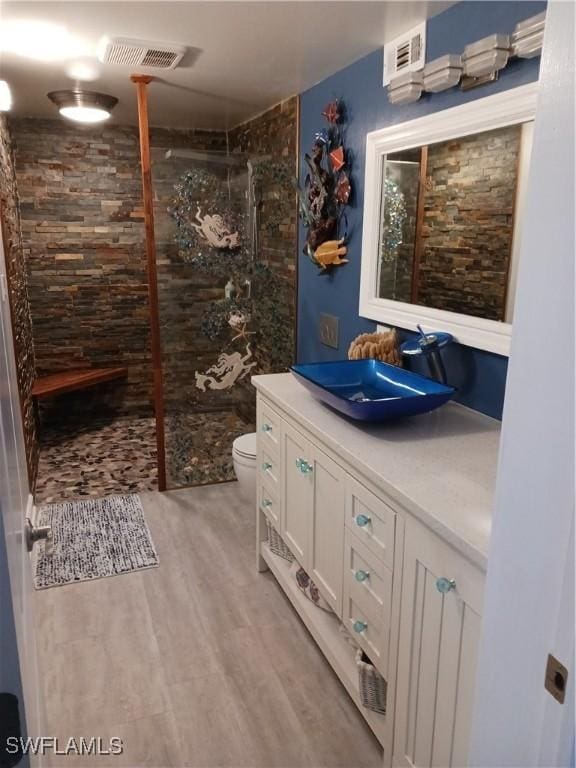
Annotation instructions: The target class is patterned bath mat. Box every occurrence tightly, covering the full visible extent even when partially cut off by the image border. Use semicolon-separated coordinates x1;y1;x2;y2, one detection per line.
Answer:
33;494;159;589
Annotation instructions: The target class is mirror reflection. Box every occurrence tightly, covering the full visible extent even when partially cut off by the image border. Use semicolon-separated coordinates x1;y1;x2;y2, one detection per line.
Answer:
377;123;533;323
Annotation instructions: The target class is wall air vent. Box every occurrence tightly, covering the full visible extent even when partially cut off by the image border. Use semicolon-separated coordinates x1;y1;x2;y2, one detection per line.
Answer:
97;36;186;70
383;22;426;86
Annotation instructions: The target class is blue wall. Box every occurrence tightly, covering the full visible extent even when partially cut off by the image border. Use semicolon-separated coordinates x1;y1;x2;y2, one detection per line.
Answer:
297;1;545;419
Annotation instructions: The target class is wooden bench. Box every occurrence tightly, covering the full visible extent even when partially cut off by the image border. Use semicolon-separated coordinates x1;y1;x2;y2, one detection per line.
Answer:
32;368;128;399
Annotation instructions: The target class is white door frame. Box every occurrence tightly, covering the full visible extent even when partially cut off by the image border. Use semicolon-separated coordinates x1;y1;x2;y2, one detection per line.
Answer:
0;222;43;750
470;2;575;764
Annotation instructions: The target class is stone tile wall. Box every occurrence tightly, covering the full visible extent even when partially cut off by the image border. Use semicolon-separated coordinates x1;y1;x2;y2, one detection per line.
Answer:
11;119;227;423
0;115;38;483
419;125;520;321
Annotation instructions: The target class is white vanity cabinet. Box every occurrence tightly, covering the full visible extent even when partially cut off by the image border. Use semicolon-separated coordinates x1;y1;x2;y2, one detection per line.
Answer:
281;420;346;615
253;374;499;768
393;516;484;768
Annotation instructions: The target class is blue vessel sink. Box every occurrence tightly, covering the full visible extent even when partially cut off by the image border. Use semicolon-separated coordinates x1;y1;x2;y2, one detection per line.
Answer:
290;359;456;423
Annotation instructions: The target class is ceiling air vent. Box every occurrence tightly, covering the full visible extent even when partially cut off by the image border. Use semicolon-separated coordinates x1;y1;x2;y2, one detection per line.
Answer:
383;22;426;85
98;36;186;70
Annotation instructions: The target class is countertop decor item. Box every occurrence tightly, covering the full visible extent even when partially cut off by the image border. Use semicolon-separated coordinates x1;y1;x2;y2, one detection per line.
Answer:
297;98;352;273
290;359;455;422
348;328;401;366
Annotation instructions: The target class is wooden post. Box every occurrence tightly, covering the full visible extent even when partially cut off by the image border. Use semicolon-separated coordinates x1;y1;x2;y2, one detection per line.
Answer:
131;74;167;491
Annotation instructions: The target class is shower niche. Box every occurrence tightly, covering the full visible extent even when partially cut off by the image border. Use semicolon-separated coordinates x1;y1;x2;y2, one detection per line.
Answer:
153;147;295;488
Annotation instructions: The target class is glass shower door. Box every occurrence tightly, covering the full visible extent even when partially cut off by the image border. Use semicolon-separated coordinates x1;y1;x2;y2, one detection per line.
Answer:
152;148;255;488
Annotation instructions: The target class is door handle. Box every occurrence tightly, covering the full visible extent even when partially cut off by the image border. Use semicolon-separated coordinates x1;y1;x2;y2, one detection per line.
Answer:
25;518;53;555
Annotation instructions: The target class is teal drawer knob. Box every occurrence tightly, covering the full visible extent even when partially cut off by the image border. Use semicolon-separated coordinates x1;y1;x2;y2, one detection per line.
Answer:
353;620;368;634
355;569;370;582
262;462;272;471
356;514;371;527
296;458;313;474
261;423;272;433
262;499;272;509
436;577;456;594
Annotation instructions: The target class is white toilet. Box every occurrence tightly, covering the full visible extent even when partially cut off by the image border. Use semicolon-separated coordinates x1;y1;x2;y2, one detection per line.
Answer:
232;432;257;504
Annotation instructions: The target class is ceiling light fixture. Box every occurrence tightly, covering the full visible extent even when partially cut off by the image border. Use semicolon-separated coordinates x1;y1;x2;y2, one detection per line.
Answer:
47;89;118;123
0;81;12;111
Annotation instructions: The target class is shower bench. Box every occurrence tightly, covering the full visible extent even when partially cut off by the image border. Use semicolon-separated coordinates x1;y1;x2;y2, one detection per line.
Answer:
32;367;128;399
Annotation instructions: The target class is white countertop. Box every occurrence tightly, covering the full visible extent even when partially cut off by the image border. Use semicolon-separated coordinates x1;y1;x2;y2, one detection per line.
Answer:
253;372;501;570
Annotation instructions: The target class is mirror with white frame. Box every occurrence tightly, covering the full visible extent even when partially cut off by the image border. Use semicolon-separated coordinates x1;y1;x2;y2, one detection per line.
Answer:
359;84;538;355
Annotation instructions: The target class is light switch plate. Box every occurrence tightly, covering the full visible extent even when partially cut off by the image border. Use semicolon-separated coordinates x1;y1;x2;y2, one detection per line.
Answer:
545;654;568;704
319;313;339;349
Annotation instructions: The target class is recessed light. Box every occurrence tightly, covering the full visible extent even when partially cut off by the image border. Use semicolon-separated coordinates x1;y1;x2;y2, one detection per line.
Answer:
47;90;118;123
0;81;12;112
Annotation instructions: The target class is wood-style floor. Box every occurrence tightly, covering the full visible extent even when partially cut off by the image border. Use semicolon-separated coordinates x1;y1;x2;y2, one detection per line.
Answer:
35;483;382;768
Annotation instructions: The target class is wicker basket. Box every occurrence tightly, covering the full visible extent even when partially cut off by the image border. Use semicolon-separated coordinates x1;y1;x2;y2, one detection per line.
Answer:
265;519;295;563
356;649;387;715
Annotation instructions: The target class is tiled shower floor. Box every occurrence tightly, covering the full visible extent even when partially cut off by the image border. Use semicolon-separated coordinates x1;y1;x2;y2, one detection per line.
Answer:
34;409;255;504
34;416;159;505
165;409;255;488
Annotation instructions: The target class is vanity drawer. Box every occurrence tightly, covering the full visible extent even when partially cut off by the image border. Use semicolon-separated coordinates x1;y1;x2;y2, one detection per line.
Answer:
345;478;396;568
345;593;389;677
257;400;282;455
257;478;280;529
259;444;280;488
344;529;393;630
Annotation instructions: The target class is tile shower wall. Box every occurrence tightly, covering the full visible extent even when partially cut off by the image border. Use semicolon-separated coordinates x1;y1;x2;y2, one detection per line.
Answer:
11;119;226;422
0;115;38;482
419;126;520;320
297;1;545;420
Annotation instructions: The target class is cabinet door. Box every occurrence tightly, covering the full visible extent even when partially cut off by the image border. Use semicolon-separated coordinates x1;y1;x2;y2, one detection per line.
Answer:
394;517;484;768
308;444;345;616
281;421;312;565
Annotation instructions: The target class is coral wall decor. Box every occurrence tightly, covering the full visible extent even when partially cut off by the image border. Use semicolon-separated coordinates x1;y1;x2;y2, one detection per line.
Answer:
298;99;352;273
